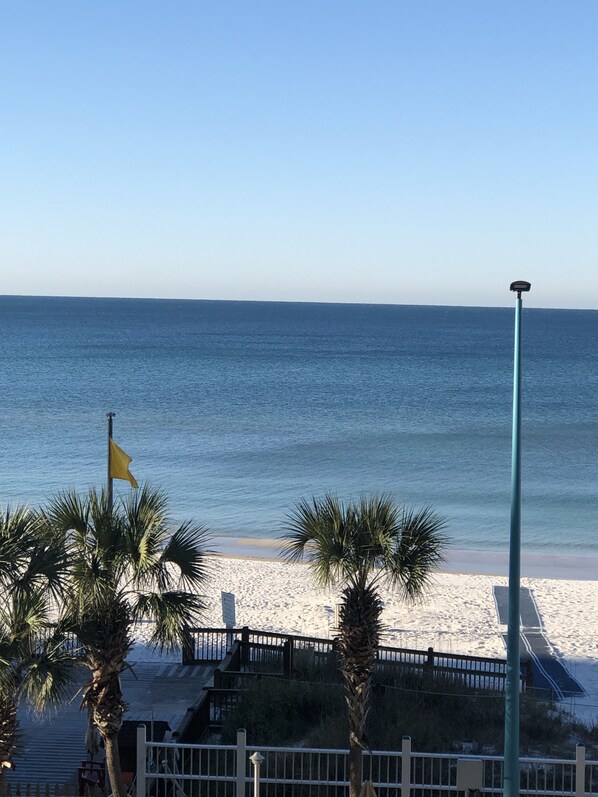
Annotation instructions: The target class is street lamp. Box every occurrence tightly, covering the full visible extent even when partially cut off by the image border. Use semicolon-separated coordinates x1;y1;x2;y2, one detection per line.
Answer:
503;280;531;797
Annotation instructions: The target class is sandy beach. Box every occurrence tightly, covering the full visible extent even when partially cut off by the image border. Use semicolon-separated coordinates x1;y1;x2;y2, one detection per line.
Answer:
131;544;598;726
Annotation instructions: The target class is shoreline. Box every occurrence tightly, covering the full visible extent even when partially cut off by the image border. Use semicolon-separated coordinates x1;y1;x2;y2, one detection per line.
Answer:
213;536;598;581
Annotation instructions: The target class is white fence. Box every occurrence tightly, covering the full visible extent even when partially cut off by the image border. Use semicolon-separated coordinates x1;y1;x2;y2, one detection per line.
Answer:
136;726;598;797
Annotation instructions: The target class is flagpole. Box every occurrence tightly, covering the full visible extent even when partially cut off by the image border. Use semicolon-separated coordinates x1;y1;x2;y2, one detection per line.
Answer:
107;411;115;513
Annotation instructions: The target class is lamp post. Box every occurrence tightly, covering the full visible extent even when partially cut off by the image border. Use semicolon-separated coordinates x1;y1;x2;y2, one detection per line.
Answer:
503;280;531;797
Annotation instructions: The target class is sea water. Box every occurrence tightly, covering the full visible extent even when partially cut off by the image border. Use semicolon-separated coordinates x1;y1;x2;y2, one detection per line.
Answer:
1;295;597;558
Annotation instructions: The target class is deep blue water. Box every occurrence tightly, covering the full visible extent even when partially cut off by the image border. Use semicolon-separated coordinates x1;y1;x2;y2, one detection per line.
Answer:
1;295;597;554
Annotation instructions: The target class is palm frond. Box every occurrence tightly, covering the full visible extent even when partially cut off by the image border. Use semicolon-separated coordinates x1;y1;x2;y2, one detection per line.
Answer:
0;544;78;722
118;487;170;582
124;485;169;525
0;506;38;586
0;663;18;703
19;644;78;713
87;490;125;567
45;491;90;539
2;589;48;646
67;547;117;616
122;486;169;557
160;521;212;590
281;495;355;587
282;494;447;594
385;505;448;598
13;537;70;604
133;591;206;652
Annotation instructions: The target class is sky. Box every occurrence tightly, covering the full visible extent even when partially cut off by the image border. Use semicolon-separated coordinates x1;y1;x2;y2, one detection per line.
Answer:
2;2;598;309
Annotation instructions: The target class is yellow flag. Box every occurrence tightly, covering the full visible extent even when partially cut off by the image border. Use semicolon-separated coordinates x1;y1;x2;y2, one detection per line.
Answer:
109;438;139;488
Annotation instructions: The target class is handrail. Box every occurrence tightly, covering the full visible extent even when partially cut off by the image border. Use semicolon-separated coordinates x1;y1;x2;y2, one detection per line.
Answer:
184;625;526;684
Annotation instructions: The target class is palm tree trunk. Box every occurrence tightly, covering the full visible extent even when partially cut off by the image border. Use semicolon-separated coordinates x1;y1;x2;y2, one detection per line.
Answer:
93;684;127;797
105;733;128;797
348;737;363;797
88;658;128;797
337;582;383;797
84;606;131;797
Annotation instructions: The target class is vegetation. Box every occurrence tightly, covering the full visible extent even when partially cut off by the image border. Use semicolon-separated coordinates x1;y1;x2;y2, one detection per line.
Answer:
281;495;447;797
221;664;598;758
0;507;75;782
41;487;211;797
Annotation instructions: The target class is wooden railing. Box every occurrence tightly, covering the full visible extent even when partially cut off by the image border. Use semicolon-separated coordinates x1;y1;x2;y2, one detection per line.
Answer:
176;637;244;742
183;626;533;691
166;625;534;743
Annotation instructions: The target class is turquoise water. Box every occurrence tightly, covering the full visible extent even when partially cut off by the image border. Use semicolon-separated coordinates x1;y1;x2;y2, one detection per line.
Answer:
1;296;597;555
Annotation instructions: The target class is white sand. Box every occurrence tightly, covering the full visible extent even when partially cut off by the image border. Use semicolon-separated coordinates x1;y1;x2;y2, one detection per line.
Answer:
131;553;598;727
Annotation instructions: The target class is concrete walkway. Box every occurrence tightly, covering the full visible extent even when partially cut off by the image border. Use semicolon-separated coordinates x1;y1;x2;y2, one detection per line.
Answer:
7;661;215;789
493;585;584;699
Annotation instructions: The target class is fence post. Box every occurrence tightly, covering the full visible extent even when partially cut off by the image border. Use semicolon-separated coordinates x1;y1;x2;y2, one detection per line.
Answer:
236;728;247;797
401;735;411;797
524;659;533;690
283;637;294;675
241;626;250;667
426;647;434;668
136;724;147;797
181;625;195;665
576;743;586;797
250;752;265;797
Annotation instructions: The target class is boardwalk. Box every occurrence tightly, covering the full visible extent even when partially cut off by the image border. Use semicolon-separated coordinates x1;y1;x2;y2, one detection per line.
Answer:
7;661;215;789
493;585;585;699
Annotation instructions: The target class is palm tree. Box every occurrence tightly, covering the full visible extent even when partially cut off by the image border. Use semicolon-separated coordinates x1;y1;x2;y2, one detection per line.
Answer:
42;486;212;797
281;494;447;797
0;507;74;781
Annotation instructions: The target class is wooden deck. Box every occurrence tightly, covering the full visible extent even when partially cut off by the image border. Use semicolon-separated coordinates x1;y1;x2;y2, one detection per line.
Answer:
7;661;215;789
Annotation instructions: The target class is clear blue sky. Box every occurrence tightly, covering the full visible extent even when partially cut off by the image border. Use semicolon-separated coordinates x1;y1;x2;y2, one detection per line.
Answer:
2;1;597;308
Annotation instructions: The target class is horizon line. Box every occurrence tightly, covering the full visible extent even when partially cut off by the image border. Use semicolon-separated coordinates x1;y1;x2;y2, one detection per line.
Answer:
1;292;595;312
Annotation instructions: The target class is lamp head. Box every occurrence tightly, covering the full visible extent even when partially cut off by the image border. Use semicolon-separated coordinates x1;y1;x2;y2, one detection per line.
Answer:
510;280;531;297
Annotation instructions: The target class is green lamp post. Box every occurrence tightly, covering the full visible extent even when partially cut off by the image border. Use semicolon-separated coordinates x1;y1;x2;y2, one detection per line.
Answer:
503;280;531;797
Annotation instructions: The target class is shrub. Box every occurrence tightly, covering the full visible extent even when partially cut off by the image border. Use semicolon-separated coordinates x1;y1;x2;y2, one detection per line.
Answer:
219;664;596;757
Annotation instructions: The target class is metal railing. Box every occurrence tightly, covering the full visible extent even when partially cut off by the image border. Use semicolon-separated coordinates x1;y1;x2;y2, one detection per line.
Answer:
136;727;598;797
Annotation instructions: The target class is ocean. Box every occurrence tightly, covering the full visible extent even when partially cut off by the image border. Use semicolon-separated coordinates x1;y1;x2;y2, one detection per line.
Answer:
1;295;597;558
